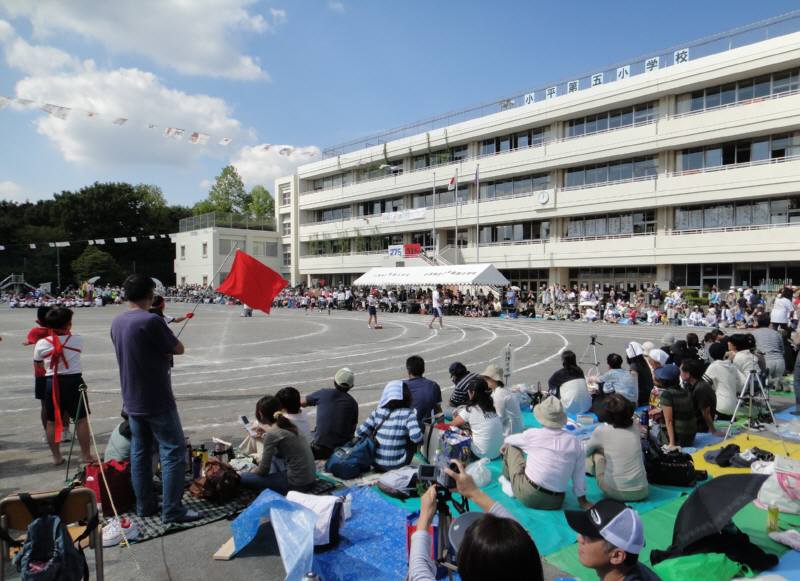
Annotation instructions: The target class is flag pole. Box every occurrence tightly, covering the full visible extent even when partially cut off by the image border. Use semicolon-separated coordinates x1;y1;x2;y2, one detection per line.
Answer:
175;245;237;339
454;168;459;265
475;163;480;264
432;171;437;257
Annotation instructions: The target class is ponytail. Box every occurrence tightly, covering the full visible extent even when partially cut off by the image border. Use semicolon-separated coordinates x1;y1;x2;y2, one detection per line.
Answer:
255;395;298;435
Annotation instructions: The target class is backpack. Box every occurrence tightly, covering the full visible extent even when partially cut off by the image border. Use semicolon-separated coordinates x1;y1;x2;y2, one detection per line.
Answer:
81;460;135;516
189;457;241;503
325;412;390;479
0;488;98;581
642;436;701;487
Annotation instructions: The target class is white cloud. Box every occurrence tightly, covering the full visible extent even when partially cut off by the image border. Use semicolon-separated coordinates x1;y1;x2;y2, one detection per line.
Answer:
2;0;285;80
14;63;251;166
0;18;80;75
328;1;345;13
199;179;212;190
0;180;47;202
229;144;321;191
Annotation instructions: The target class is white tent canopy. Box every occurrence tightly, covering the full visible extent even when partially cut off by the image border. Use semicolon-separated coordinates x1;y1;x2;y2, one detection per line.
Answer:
353;264;510;287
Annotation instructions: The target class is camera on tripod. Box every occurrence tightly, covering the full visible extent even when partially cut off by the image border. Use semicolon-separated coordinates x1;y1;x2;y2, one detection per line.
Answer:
418;461;457;489
589;334;602;346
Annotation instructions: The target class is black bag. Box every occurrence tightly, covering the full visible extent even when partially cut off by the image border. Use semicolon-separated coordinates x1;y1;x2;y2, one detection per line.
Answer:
642;437;700;487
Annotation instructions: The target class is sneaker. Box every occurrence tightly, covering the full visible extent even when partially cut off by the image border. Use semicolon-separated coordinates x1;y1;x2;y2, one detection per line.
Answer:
164;509;203;524
102;517;139;547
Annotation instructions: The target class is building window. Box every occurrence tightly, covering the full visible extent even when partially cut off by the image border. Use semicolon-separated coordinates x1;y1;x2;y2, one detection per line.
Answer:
357;196;405;217
282;217;291;236
201;242;207;258
218;239;244;255
565;156;657;188
478;220;549;243
180;276;186;286
180;245;186;259
411;231;435;248
251;240;265;256
675;68;800;114
479;173;549;200
315;205;352;222
202;275;208;286
480;127;548;156
565;211;655;238
283;251;291;266
413;185;468;208
676;132;800;172
280;184;291;206
674;196;800;230
566;101;657;138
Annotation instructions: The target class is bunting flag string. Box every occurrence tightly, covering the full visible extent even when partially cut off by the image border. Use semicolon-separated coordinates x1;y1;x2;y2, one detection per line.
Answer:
0;93;238;148
0;233;174;252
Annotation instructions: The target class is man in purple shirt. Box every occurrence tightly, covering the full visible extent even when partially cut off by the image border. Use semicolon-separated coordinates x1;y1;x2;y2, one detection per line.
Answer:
111;274;200;523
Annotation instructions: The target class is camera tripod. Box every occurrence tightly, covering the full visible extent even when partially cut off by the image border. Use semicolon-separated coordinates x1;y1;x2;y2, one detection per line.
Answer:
580;335;602;378
433;485;469;580
724;361;789;456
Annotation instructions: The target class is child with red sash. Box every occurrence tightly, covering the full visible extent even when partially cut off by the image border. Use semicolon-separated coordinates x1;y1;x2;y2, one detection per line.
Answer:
33;307;95;465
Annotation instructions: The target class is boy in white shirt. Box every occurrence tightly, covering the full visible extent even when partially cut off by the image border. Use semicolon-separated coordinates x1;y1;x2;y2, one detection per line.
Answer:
33;307;95;465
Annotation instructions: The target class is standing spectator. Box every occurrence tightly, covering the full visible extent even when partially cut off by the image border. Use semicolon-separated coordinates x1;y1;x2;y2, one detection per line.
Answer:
447;361;477;409
771;287;795;330
33;307;93;465
405;355;442;425
367;290;379;329
703;342;741;420
752;316;785;389
481;363;523;436
110;274;199;523
626;342;654;406
301;368;359;459
501;396;590;510
356;381;422;471
584;395;649;502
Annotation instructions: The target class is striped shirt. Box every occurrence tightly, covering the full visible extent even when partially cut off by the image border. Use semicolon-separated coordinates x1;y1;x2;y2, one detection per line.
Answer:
356;407;423;470
449;372;478;407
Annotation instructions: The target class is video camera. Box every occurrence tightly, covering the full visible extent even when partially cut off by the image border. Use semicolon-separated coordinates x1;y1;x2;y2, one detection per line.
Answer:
589;334;602;346
417;461;459;489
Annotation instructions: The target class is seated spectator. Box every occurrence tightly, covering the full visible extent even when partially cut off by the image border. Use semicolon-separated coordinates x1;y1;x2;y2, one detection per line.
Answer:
448;361;477;409
241;395;316;494
651;364;696;449
597;353;637;405
728;333;759;377
566;499;659;580
356;380;422;472
548;350;585;398
626;342;654;407
301;368;358;460
585;395;648;502
680;359;719;436
408;460;544;581
451;377;504;459
405;355;443;425
276;386;312;442
501;396;590;510
104;411;132;463
703;342;741;420
481;363;523;436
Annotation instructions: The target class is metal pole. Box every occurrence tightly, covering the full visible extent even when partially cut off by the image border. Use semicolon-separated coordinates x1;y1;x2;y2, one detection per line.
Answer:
175;245;237;339
475;164;480;264
56;245;61;291
454;168;459;265
432;171;437;256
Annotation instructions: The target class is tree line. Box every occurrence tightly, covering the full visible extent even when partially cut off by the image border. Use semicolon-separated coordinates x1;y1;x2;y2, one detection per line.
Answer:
0;166;273;290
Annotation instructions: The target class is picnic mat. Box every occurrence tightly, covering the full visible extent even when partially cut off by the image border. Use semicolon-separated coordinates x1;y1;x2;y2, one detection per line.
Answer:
545;495;800;581
116;479;336;544
691;433;800;477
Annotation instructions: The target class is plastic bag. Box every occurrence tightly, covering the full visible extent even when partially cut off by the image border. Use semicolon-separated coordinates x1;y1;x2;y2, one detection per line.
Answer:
465;458;491;488
756;456;800;514
652;552;744;581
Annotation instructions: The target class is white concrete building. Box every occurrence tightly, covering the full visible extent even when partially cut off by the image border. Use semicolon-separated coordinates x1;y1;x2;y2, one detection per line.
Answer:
276;14;800;293
173;213;281;287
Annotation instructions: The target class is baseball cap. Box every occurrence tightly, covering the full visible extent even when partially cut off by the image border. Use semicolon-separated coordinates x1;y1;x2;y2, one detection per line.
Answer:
654;363;680;383
448;362;467;377
448;512;484;552
565;499;645;555
334;367;354;389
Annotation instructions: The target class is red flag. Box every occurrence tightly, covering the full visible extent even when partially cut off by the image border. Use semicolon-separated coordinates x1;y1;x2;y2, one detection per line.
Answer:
217;250;288;314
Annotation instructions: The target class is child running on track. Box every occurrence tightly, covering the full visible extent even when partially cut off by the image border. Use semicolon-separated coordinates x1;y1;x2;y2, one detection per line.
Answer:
428;284;444;329
367;289;379;329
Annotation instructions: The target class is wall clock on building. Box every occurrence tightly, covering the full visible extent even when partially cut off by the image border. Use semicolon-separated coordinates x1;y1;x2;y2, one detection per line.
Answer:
537;190;549;205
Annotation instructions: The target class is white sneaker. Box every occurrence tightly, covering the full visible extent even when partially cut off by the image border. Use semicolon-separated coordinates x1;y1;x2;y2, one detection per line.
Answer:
498;475;515;498
102;517;140;547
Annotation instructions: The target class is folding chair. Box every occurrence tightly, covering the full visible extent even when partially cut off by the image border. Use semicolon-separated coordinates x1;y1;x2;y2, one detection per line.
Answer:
0;487;104;580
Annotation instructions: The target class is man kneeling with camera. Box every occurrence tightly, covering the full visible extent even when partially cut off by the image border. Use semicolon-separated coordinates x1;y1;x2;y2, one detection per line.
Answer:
407;459;544;581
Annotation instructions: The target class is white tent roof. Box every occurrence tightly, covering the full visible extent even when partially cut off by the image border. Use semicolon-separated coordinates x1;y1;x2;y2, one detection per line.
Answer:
353;264;510;287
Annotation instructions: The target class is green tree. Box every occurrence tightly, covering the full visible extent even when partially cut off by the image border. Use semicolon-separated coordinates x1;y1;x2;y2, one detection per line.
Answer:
71;246;124;284
134;184;167;208
247;185;274;219
194;165;250;215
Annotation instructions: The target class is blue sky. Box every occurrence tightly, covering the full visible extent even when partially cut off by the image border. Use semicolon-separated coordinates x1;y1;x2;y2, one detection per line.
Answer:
1;0;799;206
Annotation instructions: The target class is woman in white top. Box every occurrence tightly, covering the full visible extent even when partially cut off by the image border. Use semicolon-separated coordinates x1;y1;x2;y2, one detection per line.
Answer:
585;394;648;502
451;377;504;459
771;287;795;330
481;364;523;436
728;334;759;377
703;342;742;419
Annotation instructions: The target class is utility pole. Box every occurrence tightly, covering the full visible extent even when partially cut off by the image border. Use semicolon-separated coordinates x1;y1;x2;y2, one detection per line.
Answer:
56;245;61;292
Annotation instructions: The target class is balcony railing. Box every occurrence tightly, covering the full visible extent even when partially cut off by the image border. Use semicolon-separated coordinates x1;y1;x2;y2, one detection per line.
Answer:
665;221;800;235
560;231;655;242
178;212;275;232
667;153;800;177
